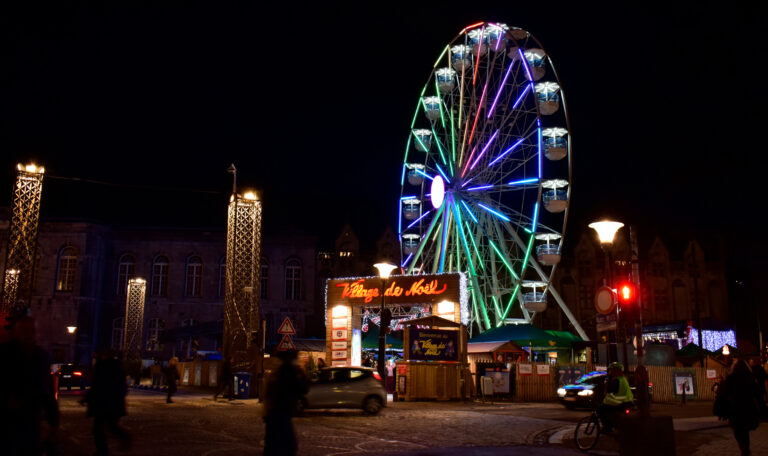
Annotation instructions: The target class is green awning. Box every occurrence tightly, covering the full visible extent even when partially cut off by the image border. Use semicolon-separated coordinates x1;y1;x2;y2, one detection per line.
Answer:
469;324;574;349
361;326;403;349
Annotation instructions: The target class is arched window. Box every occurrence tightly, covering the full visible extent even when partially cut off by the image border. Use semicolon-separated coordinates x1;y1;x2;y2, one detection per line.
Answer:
285;259;301;300
56;246;78;292
151;255;169;297
111;317;124;350
261;258;269;300
218;257;226;298
146;318;165;351
116;254;135;296
185;255;203;297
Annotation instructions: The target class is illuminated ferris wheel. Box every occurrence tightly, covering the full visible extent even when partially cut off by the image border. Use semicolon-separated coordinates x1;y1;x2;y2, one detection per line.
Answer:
398;22;586;338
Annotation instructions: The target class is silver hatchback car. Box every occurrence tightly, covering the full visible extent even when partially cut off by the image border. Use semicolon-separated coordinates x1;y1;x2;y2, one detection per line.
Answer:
299;367;387;415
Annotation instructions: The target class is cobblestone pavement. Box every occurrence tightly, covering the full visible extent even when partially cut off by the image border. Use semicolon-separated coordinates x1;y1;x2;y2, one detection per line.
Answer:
53;389;767;455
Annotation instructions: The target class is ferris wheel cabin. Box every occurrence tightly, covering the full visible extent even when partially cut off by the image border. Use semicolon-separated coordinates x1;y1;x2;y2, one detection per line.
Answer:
450;45;473;71
522;281;548;313
412;129;432;152
402;198;421;221
406;163;426;186
535;82;561;116
524;49;547;81
542;179;569;213
535;233;562;266
542;127;568;161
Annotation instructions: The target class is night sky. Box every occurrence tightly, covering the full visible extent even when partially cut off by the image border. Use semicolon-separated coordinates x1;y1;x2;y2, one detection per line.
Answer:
2;2;767;251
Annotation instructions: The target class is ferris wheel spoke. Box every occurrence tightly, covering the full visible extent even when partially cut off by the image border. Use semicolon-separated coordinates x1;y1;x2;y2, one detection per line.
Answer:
405;204;445;274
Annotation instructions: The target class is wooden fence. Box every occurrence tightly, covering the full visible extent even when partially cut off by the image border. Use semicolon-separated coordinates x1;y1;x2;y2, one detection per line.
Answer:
478;363;726;403
644;365;725;403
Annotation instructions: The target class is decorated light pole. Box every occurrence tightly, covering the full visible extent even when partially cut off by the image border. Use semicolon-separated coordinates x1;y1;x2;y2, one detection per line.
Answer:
2;163;45;312
223;171;262;369
373;262;397;386
123;278;147;380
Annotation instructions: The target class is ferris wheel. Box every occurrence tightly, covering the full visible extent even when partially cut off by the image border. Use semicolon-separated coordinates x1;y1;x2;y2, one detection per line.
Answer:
398;22;587;338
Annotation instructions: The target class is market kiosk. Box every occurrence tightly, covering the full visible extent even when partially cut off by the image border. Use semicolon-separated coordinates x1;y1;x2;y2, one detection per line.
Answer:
324;272;470;401
397;315;471;401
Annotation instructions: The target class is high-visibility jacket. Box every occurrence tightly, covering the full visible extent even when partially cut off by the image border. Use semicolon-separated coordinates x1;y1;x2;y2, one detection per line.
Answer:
603;375;634;406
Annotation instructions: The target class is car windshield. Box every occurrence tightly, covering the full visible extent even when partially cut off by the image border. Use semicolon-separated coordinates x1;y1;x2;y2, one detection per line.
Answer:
575;371;605;385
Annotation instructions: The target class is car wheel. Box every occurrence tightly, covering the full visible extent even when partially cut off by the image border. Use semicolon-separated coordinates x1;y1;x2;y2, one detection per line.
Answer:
363;396;383;415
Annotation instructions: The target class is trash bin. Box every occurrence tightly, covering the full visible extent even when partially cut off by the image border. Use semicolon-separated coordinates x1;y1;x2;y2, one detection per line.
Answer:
234;372;252;399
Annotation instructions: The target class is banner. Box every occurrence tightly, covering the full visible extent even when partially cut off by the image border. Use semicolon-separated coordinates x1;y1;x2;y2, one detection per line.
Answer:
408;329;458;361
327;273;461;306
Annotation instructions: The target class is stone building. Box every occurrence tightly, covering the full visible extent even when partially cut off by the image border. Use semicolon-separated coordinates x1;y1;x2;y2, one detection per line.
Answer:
0;216;318;364
538;229;730;341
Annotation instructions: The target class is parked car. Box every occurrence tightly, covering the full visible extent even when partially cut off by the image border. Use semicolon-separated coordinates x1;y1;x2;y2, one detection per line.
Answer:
55;364;88;390
298;367;386;415
557;371;653;409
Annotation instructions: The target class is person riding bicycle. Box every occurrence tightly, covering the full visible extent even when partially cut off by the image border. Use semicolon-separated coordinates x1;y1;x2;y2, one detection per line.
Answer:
598;362;634;432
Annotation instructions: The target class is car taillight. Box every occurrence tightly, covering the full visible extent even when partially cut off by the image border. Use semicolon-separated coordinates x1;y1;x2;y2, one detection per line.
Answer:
625;408;631;414
648;382;653;387
372;372;382;381
74;371;82;376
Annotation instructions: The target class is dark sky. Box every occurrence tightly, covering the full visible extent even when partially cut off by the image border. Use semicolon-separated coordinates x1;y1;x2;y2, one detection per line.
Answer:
2;2;766;249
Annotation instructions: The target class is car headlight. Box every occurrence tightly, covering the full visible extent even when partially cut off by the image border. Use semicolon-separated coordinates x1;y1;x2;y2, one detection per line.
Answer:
577;389;594;396
557;388;566;397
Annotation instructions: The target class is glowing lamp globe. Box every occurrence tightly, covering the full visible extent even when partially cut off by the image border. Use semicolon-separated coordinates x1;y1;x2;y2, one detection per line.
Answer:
430;175;445;209
589;220;624;245
374;262;397;280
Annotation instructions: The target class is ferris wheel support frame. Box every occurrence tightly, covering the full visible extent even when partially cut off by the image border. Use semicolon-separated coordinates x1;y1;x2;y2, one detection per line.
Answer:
501;217;589;340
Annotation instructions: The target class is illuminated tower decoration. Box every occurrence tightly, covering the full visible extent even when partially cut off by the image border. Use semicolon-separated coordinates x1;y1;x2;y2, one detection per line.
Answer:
2;269;20;311
2;163;45;311
223;190;262;359
123;278;147;364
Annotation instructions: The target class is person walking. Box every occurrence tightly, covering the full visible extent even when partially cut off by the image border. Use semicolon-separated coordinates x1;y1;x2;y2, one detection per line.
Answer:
213;356;234;401
723;358;761;455
85;350;131;456
262;350;308;456
164;357;179;403
749;358;767;419
0;315;60;456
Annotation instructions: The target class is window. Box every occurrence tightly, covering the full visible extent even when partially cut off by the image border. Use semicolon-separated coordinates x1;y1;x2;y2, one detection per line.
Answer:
56;246;78;291
111;318;124;350
185;256;203;297
151;256;169;297
179;319;199;359
260;258;269;300
116;254;135;295
285;259;301;300
218;258;226;298
146;318;165;351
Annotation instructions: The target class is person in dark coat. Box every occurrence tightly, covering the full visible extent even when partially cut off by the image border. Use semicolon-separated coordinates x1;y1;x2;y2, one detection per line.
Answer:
262;350;308;456
213;356;234;401
0;315;60;456
164;357;179;403
86;350;131;456
749;359;767;418
725;358;761;455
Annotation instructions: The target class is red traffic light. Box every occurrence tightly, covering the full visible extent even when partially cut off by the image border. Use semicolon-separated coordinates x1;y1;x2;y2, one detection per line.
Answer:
617;282;637;305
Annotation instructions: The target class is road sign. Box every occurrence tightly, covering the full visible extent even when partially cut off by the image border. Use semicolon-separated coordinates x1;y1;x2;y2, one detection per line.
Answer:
595;286;617;315
596;313;617;332
277;334;296;351
277;317;296;335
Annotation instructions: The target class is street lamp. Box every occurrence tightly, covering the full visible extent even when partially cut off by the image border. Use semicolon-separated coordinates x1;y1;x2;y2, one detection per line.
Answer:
589;220;624;364
374;262;397;386
66;325;77;335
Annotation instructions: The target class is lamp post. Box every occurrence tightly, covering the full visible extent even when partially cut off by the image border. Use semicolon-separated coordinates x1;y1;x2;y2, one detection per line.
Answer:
589;220;624;364
374;262;397;387
66;325;77;364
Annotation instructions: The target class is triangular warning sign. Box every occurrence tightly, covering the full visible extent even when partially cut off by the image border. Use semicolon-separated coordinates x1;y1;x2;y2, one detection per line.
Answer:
277;317;296;335
277;334;296;351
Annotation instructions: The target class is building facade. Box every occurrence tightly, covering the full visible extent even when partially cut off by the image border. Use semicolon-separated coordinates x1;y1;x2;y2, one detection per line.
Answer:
539;229;730;341
0;217;318;364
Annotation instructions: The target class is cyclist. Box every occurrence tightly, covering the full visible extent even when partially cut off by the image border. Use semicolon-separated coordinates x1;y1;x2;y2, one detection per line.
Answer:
598;362;634;432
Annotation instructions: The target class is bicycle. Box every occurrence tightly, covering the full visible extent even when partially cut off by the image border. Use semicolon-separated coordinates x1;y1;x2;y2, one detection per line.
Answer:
573;404;633;451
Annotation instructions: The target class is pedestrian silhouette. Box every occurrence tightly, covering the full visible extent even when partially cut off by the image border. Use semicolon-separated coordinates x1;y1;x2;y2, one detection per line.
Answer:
263;350;308;456
0;315;60;456
165;357;179;403
724;358;761;455
213;356;234;401
85;349;131;456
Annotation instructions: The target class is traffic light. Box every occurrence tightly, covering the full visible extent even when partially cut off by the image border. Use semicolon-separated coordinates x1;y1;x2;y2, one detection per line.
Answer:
617;282;637;305
617;281;638;322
